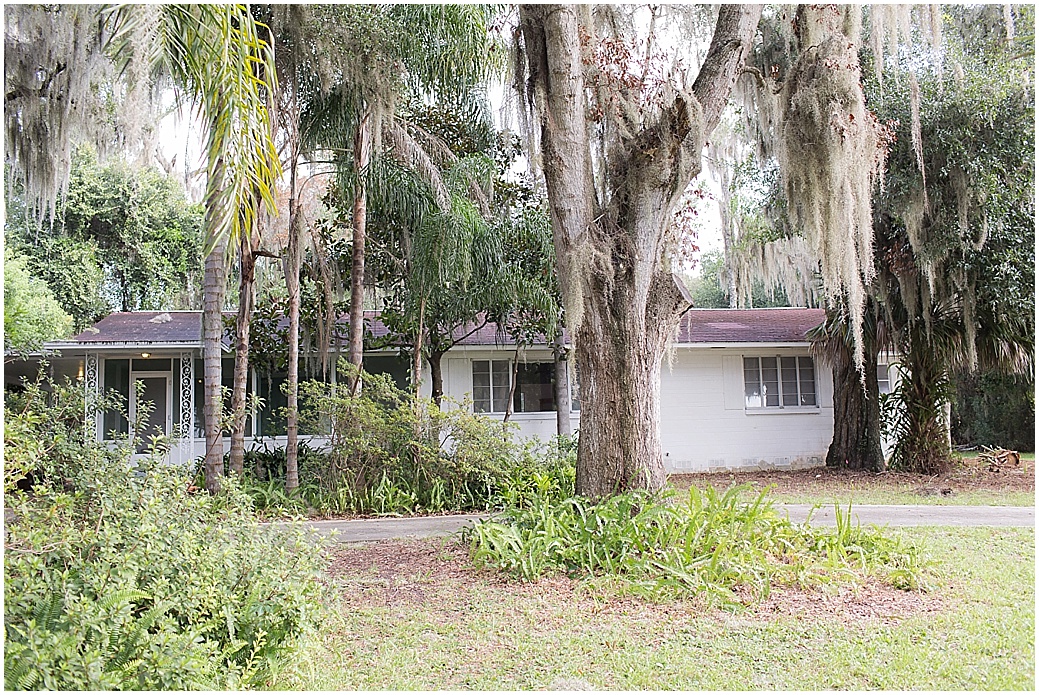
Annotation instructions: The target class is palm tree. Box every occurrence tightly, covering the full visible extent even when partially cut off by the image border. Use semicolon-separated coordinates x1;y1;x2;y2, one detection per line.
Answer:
6;5;280;494
259;4;500;488
866;32;1034;475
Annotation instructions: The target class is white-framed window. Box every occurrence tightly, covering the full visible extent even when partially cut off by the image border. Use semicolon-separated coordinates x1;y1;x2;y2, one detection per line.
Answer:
472;359;561;414
472;359;512;413
877;363;892;394
743;356;817;409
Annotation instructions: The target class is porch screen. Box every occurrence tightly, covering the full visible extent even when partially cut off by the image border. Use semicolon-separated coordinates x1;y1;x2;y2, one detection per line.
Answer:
743;356;817;409
102;359;130;439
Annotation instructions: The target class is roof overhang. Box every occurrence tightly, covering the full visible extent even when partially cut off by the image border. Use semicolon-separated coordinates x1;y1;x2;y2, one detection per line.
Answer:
39;341;212;353
674;342;811;349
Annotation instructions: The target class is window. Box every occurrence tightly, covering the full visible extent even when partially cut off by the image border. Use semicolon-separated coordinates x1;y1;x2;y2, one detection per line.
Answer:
743;356;817;409
514;362;555;412
472;360;512;413
472;359;559;413
877;363;892;394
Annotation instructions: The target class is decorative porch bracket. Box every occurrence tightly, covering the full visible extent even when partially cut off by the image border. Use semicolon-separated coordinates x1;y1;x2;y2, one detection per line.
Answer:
178;351;194;463
84;352;100;441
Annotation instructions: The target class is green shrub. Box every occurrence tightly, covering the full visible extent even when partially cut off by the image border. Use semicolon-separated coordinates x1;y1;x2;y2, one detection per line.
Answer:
951;369;1035;452
468;485;923;606
4;376;326;690
267;363;576;517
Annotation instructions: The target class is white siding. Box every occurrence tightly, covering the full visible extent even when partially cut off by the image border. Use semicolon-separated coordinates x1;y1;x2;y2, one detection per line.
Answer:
441;348;579;442
660;348;833;472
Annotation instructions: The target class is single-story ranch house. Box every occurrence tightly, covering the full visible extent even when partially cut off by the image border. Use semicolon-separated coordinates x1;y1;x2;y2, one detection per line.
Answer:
4;308;896;473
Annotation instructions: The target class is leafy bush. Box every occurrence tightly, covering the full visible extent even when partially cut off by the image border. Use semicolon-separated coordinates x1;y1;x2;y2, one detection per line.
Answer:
4;376;326;690
3;367;122;494
951;369;1035;452
468;485;923;606
253;364;577;517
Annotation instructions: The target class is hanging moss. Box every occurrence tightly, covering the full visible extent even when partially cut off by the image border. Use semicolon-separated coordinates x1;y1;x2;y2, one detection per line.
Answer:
776;5;891;373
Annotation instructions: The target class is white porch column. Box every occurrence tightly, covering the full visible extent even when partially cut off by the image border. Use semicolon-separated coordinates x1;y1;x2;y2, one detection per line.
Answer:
84;352;100;441
177;351;194;465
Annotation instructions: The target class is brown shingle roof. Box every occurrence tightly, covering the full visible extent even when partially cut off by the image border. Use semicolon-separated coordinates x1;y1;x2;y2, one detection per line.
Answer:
678;308;824;343
58;308;824;348
70;312;207;344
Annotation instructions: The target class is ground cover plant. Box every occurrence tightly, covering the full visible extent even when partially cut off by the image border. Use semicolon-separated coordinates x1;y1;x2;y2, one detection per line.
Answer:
468;485;922;605
275;526;1034;690
4;376;327;690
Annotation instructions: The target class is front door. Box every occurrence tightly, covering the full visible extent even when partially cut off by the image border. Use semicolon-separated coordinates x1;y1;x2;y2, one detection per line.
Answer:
132;374;171;454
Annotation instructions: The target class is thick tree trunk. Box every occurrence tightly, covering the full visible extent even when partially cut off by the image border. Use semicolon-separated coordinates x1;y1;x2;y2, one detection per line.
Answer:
202;237;228;494
520;4;761;498
826;332;884;471
551;333;572;437
229;229;256;477
348;109;372;392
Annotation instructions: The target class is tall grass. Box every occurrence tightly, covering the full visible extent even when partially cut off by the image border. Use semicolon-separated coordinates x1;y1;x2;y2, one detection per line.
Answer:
468;485;923;605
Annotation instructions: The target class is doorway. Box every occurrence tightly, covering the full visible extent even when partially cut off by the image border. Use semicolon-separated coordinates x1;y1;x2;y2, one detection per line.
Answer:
131;372;171;454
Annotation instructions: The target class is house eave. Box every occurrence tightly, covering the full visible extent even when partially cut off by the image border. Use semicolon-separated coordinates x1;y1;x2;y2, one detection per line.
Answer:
39;341;209;353
674;342;812;349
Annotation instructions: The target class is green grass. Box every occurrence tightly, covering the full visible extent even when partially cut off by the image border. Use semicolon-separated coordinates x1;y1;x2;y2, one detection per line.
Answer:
270;526;1034;690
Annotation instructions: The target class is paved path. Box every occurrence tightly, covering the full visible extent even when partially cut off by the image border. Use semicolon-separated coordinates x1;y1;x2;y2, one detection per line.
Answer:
292;505;1034;543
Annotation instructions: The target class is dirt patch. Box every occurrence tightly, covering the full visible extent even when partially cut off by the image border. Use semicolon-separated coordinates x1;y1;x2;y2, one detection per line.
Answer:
326;538;942;627
670;455;1034;499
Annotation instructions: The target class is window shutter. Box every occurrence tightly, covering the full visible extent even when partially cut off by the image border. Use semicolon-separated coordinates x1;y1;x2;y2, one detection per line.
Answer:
723;355;744;410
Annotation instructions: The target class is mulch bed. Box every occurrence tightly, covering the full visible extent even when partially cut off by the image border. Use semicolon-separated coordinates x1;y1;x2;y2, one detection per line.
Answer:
670;455;1034;498
326;537;943;627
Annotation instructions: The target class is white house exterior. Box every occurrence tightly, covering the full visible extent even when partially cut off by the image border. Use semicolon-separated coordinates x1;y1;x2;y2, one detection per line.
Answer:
5;308;844;473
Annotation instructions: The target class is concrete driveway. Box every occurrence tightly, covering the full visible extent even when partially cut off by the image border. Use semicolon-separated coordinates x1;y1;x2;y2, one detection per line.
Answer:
291;504;1034;544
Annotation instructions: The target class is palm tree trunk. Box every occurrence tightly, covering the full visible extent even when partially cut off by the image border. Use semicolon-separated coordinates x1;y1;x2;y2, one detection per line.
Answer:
412;296;426;398
348;108;372;392
284;167;302;493
229;227;257;476
202;236;228;494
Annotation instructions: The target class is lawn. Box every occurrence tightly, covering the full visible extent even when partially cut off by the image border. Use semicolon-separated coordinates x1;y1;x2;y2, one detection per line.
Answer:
270;526;1034;690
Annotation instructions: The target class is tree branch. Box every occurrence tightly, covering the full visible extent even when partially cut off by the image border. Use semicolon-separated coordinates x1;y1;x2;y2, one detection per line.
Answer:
691;4;763;135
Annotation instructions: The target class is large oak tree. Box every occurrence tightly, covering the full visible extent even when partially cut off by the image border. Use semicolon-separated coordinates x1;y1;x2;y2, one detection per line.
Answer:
517;5;762;497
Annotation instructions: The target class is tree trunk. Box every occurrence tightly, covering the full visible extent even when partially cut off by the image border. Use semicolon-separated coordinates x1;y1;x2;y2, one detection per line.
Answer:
552;333;572;437
284;167;302;493
520;4;761;498
503;348;521;423
429;347;446;408
348;108;372;392
229;227;257;477
898;327;954;475
412;296;426;399
202;236;228;494
826;329;884;471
